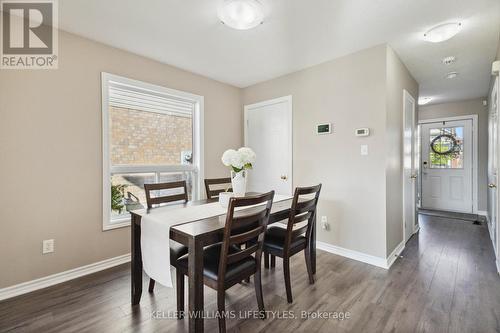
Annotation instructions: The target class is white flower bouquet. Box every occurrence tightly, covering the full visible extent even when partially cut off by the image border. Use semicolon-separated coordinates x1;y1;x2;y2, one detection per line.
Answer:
221;147;256;197
221;147;256;173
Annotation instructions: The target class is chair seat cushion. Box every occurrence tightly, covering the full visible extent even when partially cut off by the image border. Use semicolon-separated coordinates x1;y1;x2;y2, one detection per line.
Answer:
170;241;188;263
176;243;256;281
264;226;307;253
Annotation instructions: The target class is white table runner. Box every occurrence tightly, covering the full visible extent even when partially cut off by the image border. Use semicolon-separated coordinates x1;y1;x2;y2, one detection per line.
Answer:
141;194;292;287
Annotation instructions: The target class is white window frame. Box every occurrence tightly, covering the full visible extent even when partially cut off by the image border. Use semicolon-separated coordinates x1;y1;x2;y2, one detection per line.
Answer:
101;73;204;230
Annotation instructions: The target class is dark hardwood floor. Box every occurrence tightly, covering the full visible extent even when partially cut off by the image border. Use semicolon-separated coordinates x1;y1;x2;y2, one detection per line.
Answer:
1;214;499;332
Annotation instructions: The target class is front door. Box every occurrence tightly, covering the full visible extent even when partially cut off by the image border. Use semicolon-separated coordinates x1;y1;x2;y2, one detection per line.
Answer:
421;119;473;213
244;96;293;195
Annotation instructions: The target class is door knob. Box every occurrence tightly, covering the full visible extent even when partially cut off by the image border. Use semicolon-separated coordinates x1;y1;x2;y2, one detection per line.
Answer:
489;183;497;188
280;175;288;180
410;174;417;179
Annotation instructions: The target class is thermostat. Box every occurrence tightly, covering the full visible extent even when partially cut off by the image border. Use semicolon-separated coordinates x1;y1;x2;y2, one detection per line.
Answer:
317;123;332;135
355;128;370;137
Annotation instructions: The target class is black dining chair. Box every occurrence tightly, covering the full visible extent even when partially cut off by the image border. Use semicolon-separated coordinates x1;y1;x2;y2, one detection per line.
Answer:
143;181;189;293
204;177;232;199
176;191;275;333
263;184;321;303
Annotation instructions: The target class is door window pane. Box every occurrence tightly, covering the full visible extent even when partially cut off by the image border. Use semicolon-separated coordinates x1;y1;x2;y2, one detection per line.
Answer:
429;127;464;169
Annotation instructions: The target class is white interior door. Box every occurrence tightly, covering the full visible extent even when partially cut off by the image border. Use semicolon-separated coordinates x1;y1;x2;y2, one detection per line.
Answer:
244;96;292;195
421;119;473;213
403;90;416;242
488;77;498;248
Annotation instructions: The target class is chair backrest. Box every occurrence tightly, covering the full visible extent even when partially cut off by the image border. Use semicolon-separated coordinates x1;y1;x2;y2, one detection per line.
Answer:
204;177;232;199
218;191;275;283
143;181;188;209
284;184;322;251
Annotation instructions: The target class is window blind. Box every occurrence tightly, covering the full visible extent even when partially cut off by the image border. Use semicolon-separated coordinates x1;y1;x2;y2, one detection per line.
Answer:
108;82;194;118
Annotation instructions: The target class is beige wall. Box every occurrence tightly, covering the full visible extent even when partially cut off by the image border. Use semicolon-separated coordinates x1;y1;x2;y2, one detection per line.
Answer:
385;46;419;255
244;45;394;259
497;38;500;61
0;30;242;288
418;98;488;212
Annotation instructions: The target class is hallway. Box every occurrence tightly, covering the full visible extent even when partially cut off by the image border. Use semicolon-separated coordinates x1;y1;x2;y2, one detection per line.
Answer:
385;214;500;332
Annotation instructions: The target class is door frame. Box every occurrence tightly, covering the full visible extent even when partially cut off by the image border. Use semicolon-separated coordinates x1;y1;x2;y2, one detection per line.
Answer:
244;95;293;195
488;74;500;271
418;114;479;214
402;90;417;242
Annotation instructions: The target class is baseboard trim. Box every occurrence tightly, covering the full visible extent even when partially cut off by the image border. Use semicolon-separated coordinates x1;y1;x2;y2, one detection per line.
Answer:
317;241;388;269
386;240;405;269
0;253;130;301
317;240;405;270
477;210;488;216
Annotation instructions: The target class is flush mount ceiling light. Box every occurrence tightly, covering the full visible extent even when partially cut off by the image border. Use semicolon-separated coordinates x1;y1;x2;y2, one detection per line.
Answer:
418;97;432;105
446;71;459;79
423;22;462;43
442;56;456;65
218;0;264;30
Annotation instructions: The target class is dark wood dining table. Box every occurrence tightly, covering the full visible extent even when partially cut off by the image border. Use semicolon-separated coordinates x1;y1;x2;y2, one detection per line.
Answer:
130;195;316;333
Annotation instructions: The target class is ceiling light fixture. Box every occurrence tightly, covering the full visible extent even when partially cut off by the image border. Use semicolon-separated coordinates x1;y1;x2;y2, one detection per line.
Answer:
442;56;456;65
423;22;462;43
446;71;459;79
218;0;264;30
418;97;432;105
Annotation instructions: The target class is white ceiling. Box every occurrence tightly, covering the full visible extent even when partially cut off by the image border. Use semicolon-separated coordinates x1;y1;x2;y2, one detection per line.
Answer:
59;0;500;104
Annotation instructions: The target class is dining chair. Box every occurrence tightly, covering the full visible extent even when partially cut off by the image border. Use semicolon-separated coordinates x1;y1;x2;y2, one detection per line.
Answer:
263;184;322;303
143;180;189;293
205;177;252;283
204;177;232;199
176;191;275;333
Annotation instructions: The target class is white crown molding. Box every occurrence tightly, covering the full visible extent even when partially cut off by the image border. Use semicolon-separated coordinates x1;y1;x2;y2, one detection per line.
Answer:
0;254;130;301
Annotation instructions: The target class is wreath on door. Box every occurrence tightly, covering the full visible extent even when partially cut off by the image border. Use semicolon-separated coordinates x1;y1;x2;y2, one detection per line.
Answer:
430;133;461;157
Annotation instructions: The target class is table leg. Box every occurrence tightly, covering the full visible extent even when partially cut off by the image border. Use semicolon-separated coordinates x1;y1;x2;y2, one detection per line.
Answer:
311;213;316;274
188;237;204;333
131;215;143;305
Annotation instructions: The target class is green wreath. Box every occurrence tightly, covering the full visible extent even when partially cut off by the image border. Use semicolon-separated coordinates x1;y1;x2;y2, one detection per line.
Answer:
430;134;460;156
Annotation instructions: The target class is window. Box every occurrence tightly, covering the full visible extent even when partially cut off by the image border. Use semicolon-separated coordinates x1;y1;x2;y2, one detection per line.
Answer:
429;126;464;169
102;73;204;230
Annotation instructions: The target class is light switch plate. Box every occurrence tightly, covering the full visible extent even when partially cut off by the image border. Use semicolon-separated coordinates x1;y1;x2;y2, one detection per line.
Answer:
360;145;368;156
43;239;54;254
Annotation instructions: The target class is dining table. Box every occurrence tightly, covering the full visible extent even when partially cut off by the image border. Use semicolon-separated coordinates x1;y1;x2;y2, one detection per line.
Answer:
130;194;317;333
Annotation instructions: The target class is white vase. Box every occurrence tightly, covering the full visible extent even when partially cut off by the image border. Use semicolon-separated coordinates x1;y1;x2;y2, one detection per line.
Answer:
231;170;247;197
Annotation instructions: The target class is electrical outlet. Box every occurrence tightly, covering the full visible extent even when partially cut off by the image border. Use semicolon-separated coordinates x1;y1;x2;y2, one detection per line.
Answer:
42;239;54;254
321;216;330;231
